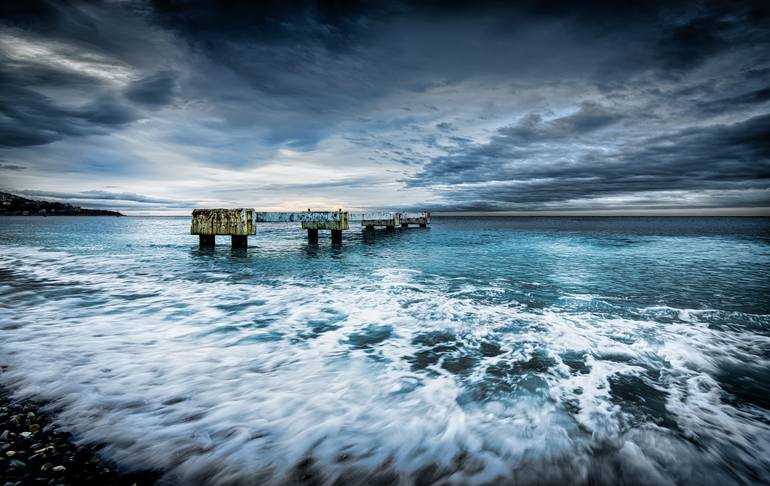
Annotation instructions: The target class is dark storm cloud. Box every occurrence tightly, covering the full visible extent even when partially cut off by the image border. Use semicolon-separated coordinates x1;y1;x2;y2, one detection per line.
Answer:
408;103;626;187
0;86;137;147
653;15;731;73
0;163;26;171
147;0;369;41
0;1;63;30
137;1;692;150
411;113;770;209
699;86;770;114
496;102;622;145
133;0;391;150
18;190;183;204
0;58;100;91
0;0;176;147
0;0;769;211
124;71;178;107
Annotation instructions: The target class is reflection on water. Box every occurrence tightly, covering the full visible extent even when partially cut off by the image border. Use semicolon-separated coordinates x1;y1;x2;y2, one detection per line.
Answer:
1;216;769;485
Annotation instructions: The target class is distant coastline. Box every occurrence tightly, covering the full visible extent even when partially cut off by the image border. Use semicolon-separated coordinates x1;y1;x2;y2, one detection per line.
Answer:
0;192;123;216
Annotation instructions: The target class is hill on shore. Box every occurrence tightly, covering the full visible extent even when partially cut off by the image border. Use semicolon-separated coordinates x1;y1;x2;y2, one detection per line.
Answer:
0;192;123;216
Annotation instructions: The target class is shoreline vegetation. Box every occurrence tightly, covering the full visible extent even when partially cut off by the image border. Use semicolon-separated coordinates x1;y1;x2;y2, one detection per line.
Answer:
0;385;157;485
0;192;123;217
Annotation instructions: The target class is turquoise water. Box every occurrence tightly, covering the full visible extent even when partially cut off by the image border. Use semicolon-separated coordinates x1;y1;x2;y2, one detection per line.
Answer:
1;216;769;484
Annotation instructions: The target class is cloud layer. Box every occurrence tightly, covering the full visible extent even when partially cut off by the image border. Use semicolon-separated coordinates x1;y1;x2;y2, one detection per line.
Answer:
0;1;768;213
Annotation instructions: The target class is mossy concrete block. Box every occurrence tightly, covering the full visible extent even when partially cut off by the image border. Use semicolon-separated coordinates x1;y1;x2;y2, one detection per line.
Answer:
191;208;257;236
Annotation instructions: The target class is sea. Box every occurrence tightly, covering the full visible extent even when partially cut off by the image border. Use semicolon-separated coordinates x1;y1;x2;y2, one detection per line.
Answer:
1;216;769;485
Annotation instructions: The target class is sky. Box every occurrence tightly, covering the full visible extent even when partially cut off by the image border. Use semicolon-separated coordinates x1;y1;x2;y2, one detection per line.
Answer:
1;1;769;215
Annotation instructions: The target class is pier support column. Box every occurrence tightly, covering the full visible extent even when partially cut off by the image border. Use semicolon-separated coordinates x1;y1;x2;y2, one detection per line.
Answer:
386;225;395;231
420;223;427;228
331;229;343;244
231;235;247;248
199;235;215;246
401;223;409;229
365;225;374;231
308;229;319;244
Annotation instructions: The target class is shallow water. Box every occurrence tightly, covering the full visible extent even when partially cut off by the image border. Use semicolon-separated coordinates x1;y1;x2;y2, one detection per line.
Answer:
1;216;769;485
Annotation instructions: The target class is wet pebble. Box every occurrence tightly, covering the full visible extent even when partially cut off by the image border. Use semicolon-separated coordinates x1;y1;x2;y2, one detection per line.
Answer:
0;388;159;485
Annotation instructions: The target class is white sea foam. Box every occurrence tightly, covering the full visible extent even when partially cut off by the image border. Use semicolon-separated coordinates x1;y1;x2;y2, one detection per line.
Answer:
1;246;769;484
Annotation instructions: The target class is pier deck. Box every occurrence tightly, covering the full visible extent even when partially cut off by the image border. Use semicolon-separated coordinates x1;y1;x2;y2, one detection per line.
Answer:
191;208;256;247
191;209;429;247
400;211;431;228
358;212;400;231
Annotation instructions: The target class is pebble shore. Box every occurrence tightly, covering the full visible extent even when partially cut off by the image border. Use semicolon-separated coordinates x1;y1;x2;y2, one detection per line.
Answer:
0;389;158;486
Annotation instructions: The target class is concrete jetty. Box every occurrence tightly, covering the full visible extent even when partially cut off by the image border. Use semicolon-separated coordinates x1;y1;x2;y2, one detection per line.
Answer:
255;211;349;244
191;208;256;248
191;209;428;247
358;212;400;231
399;211;431;228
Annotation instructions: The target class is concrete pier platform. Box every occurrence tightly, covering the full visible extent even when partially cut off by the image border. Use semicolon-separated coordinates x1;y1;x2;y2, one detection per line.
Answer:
294;212;349;244
253;211;350;243
254;212;348;225
358;212;401;231
191;208;256;247
399;211;431;228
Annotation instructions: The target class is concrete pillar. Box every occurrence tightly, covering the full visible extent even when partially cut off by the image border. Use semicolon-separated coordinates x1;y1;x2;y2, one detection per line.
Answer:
420;223;427;228
386;225;395;231
231;235;247;248
199;235;215;246
365;225;374;231
308;229;319;244
331;229;343;244
401;223;409;228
